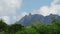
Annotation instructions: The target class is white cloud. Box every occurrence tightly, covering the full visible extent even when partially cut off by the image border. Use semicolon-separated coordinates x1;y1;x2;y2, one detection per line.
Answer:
51;0;60;5
32;0;60;16
0;0;22;24
0;0;22;16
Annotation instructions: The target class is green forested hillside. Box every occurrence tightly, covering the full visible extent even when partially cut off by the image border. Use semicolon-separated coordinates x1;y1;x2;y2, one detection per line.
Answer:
0;19;60;34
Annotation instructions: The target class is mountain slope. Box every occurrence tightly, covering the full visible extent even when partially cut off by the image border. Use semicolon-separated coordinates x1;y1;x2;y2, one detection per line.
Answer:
16;13;60;26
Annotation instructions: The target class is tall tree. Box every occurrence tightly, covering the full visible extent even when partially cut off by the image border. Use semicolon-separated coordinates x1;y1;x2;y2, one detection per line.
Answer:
0;19;8;32
8;24;24;34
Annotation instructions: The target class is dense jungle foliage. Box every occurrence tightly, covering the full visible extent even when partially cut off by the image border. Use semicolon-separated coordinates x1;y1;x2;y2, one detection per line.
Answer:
0;18;60;34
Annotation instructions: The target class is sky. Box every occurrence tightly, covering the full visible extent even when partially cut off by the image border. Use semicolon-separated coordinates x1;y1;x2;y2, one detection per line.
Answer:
0;0;60;24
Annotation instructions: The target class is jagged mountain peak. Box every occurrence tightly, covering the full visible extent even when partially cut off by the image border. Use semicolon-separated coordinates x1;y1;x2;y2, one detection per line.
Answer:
16;14;60;26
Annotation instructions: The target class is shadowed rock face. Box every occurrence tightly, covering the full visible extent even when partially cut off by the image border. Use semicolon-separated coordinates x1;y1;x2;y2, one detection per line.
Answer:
16;14;60;26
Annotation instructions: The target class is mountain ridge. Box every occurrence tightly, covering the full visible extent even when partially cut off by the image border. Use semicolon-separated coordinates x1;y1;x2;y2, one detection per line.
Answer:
16;13;60;26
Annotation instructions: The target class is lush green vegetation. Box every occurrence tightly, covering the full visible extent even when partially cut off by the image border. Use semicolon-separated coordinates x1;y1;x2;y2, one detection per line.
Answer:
0;18;60;34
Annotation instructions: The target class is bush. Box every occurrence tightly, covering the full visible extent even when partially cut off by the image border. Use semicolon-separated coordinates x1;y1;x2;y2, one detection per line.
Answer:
0;32;4;34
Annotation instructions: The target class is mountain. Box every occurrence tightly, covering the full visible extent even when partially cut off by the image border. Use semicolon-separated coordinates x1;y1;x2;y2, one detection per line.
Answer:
16;13;60;26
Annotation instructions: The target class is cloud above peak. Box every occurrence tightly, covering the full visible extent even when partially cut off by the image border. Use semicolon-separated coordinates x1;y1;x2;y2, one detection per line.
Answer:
32;0;60;16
